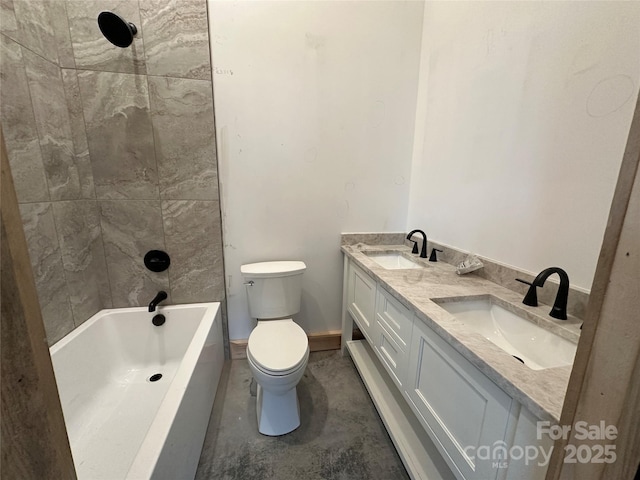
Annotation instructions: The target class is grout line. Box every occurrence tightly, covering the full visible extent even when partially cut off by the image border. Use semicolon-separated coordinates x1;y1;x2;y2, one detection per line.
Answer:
71;66;212;83
14;43;52;204
47;202;76;329
1;32;60;70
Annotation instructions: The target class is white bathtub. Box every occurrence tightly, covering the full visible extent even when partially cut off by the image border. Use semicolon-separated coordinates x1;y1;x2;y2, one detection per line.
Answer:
50;302;225;480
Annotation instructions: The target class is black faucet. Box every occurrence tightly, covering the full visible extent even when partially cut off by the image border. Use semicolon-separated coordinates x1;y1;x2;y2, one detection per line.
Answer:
429;248;443;262
516;267;570;320
148;290;167;312
406;230;428;258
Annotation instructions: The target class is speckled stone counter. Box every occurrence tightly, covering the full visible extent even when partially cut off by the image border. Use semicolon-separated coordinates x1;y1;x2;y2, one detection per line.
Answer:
342;242;583;423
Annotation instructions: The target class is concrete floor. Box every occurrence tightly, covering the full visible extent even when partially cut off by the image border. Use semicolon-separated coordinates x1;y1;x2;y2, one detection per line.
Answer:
195;351;410;480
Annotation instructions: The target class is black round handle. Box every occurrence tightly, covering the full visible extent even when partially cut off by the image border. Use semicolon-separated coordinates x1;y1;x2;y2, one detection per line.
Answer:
144;250;171;272
152;314;166;326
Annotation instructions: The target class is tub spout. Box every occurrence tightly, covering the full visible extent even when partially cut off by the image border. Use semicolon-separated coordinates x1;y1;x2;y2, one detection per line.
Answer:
148;291;167;312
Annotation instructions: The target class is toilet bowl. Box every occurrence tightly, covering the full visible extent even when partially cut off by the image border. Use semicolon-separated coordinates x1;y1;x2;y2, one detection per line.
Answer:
247;319;309;436
241;261;309;436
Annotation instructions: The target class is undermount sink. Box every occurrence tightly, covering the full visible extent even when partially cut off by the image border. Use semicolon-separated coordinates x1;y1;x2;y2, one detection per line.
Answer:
436;297;577;370
365;252;424;270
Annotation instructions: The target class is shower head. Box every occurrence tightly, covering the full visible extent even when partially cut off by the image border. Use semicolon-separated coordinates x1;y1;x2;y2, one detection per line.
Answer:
97;11;137;48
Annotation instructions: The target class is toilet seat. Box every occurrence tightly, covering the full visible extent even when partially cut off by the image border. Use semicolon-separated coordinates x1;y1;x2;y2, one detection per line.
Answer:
247;319;309;375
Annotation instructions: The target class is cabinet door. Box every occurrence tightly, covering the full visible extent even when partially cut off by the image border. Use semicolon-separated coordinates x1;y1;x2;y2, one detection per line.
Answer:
376;287;414;350
372;287;414;390
347;262;377;342
406;319;513;480
373;319;409;390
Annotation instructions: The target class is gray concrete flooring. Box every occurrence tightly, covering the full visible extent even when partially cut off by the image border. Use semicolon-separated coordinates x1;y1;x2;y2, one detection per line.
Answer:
196;351;410;480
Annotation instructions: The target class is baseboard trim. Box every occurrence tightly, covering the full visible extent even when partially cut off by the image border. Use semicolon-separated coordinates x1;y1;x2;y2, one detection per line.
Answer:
230;330;342;360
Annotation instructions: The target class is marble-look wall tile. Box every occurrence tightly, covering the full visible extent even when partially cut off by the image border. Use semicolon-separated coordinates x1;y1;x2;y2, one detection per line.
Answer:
5;0;225;342
140;0;211;80
61;68;95;196
10;0;58;64
52;201;112;325
19;202;74;345
78;70;158;199
99;200;169;307
67;0;146;74
23;47;94;200
162;200;224;303
0;0;18;37
0;35;49;203
148;76;217;200
47;0;75;68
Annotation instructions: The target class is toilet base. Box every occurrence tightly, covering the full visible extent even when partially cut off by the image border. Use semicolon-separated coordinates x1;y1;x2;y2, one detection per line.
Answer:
256;384;300;436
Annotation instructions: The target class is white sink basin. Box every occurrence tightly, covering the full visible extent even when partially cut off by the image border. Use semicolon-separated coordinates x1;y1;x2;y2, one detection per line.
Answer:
365;252;424;270
437;297;577;370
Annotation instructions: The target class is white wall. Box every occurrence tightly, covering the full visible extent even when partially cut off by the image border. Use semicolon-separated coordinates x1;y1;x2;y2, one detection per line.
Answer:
408;1;640;291
208;1;424;339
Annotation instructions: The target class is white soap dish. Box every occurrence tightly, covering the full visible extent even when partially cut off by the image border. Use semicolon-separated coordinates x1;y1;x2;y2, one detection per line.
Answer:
456;254;484;275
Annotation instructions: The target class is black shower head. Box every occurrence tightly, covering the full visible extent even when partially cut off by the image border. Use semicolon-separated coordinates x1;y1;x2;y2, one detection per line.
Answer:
97;11;137;48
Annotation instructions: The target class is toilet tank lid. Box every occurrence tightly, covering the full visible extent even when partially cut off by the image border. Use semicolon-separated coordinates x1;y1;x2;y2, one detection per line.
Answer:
241;261;306;278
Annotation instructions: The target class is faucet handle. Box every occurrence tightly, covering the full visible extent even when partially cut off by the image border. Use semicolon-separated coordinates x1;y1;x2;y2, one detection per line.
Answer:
429;248;443;262
410;241;419;254
515;278;538;307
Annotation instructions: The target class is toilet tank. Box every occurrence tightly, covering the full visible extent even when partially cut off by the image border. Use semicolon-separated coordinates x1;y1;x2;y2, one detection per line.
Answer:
240;261;306;319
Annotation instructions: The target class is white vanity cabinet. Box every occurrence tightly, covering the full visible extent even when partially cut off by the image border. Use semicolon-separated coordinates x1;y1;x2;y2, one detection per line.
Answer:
346;262;377;343
341;255;552;480
406;316;513;480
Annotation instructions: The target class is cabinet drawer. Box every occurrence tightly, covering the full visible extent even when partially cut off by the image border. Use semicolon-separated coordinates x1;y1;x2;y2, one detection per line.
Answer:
406;319;513;480
376;287;413;350
347;262;376;341
373;320;409;390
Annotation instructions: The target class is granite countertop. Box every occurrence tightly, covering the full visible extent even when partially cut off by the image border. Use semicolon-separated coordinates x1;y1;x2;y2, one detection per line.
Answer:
342;243;583;423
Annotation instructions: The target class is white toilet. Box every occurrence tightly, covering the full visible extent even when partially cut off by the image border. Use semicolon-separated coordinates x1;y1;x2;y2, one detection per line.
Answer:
241;260;309;436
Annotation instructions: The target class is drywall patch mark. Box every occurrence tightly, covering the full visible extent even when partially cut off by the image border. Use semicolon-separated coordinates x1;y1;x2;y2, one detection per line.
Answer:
305;146;318;163
306;33;325;50
338;200;350;219
485;27;506;56
394;176;405;185
587;74;635;117
344;182;355;192
213;34;228;46
571;43;601;76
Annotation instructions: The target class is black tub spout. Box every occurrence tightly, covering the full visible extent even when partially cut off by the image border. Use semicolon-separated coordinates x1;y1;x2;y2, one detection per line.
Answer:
148;291;168;312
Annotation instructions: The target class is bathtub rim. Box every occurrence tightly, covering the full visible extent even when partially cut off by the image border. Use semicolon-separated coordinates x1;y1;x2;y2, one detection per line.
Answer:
125;301;220;479
125;302;222;479
50;302;219;353
49;302;222;479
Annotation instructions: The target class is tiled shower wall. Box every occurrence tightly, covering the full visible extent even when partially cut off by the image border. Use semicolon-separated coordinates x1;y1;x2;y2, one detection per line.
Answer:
0;0;225;345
